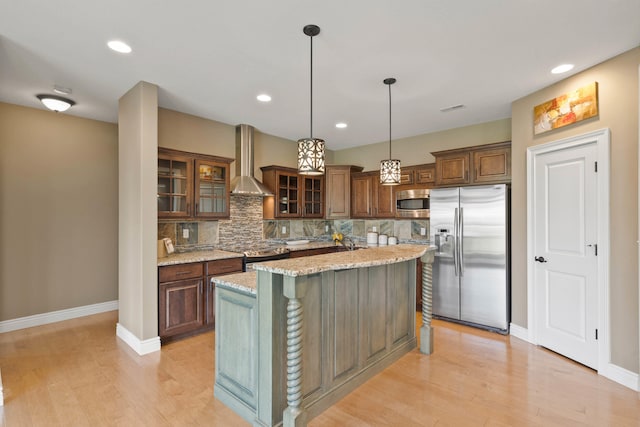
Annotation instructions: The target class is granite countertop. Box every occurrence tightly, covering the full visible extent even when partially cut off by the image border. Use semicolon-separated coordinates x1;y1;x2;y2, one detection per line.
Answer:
254;244;434;277
158;249;244;266
212;271;257;295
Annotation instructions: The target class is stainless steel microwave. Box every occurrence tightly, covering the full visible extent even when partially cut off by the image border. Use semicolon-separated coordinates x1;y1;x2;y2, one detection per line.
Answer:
396;188;430;218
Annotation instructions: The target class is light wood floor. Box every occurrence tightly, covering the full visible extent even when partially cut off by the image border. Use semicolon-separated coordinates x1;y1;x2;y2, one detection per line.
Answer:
1;311;638;426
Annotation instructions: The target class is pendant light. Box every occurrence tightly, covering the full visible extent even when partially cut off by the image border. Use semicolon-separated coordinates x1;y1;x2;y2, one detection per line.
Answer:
297;24;325;176
380;78;400;185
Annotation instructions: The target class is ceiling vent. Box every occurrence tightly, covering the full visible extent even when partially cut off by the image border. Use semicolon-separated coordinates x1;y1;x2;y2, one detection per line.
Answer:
439;104;466;112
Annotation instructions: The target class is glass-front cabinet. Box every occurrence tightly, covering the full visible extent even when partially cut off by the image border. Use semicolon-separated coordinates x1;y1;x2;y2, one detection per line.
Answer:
158;148;232;220
195;159;229;218
158;153;193;218
302;176;323;218
261;165;324;219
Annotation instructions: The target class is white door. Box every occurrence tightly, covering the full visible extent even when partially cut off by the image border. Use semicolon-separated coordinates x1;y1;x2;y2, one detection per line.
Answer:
533;142;598;369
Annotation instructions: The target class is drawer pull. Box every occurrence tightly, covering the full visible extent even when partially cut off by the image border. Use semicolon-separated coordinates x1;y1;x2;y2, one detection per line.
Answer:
176;271;192;276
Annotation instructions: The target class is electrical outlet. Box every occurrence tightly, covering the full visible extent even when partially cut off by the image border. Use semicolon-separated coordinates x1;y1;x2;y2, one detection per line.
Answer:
325;225;329;232
282;226;287;234
183;228;190;239
372;226;377;232
420;227;426;236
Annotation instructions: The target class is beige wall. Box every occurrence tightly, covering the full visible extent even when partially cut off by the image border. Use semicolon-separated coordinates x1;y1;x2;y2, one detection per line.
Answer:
118;82;159;340
333;118;511;170
0;102;118;321
511;47;640;372
158;108;330;180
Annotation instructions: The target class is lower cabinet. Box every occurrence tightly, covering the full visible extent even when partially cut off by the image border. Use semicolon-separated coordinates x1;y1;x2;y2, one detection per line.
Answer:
159;257;243;343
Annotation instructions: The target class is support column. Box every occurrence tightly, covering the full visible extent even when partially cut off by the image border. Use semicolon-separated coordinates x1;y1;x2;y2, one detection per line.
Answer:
282;276;308;427
420;248;436;354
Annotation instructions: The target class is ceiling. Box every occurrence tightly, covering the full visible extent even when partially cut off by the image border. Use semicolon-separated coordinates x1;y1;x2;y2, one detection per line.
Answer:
1;0;639;151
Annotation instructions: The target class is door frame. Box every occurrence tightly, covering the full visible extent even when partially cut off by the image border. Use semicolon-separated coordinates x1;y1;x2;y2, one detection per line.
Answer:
526;128;610;373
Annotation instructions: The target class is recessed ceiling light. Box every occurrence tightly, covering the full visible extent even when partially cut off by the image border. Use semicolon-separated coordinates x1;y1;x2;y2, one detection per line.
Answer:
335;123;347;129
256;94;271;102
551;64;574;74
107;40;132;54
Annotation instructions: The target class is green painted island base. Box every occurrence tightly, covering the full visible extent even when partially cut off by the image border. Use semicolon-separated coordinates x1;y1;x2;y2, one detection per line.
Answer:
214;245;436;427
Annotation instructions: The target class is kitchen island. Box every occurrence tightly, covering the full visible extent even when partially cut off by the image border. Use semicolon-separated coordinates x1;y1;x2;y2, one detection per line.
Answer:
212;244;436;427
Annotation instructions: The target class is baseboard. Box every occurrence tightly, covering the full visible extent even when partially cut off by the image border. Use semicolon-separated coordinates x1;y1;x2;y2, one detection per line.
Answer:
509;322;531;343
600;362;639;391
116;323;161;356
0;300;119;333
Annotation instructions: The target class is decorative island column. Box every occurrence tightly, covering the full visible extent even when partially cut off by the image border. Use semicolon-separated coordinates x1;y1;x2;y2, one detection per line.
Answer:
420;248;436;354
282;276;308;427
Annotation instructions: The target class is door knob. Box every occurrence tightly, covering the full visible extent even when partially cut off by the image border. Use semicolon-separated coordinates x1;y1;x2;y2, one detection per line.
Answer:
535;256;547;263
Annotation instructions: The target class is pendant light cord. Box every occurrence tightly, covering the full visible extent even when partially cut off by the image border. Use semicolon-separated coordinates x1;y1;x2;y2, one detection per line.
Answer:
310;33;313;139
388;82;392;159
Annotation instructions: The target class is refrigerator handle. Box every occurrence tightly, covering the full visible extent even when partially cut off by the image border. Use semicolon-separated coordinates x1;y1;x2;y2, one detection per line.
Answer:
454;207;459;276
459;207;464;277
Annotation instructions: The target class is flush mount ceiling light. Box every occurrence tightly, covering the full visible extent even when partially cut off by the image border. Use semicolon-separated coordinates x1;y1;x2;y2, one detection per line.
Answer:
297;24;325;176
551;63;574;74
256;94;272;102
380;78;401;186
36;94;76;112
335;122;347;129
107;40;132;53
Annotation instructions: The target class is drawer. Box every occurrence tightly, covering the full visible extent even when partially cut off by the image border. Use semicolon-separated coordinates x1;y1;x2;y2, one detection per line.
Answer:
159;262;203;283
207;257;243;276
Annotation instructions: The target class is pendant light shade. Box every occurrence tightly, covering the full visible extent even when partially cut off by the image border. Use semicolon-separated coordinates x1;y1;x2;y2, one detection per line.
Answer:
36;94;75;112
297;24;325;176
380;78;400;185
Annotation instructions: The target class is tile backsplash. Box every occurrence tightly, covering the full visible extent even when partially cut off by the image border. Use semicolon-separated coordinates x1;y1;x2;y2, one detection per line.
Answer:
158;196;430;252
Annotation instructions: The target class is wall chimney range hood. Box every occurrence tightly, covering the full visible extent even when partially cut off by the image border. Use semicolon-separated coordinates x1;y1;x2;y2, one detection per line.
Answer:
230;124;273;196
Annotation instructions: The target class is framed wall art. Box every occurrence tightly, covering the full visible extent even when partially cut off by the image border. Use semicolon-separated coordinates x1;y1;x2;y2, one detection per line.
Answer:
533;82;598;135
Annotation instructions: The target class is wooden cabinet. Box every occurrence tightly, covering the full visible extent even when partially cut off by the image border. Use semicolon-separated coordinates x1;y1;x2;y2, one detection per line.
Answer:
325;165;363;219
261;166;324;219
399;163;435;186
159;257;242;343
158;148;233;219
157;151;193;218
472;144;511;183
351;171;395;218
159;263;205;341
432;141;511;187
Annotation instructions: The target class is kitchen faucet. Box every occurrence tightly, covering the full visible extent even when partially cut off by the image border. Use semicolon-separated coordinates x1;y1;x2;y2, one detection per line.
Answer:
339;236;356;251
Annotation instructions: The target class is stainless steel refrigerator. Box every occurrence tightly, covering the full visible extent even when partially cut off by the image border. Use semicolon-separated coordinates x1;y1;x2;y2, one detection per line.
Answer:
430;184;510;333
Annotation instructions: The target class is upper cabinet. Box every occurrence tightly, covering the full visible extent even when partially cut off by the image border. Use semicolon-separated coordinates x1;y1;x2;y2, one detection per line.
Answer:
261;166;324;219
399;163;436;187
432;141;511;187
351;171;395;219
325;165;363;219
158;148;233;219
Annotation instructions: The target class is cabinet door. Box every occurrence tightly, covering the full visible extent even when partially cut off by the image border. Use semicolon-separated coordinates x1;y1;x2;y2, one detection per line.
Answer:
351;175;373;218
435;152;470;186
326;167;352;219
276;171;300;217
415;164;435;185
473;147;511;183
302;176;324;218
399;168;415;186
158;153;193;218
375;180;396;218
159;278;205;338
195;159;229;218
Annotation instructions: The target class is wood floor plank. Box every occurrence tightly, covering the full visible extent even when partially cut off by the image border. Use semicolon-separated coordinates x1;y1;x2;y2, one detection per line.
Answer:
1;311;639;426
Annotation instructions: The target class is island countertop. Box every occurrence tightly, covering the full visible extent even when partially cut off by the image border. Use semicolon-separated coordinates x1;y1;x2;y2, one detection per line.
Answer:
253;244;430;277
213;271;257;295
157;249;243;266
